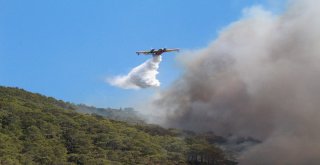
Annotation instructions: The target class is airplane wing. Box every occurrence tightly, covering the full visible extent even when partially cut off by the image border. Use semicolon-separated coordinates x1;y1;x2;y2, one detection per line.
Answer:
136;51;151;55
165;48;180;52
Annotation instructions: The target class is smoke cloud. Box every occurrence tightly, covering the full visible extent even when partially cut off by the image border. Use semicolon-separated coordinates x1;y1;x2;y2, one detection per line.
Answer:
109;56;162;89
152;0;320;164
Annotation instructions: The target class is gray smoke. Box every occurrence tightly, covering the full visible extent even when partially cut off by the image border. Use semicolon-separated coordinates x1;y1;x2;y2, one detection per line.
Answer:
152;0;320;164
109;56;162;89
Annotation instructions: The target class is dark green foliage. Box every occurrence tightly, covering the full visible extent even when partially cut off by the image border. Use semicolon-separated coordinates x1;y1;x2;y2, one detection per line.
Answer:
0;86;235;164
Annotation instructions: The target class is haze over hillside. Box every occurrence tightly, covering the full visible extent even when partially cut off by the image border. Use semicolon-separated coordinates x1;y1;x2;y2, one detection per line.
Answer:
76;104;143;124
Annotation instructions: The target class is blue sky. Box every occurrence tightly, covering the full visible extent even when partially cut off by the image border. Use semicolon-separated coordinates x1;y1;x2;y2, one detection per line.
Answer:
0;0;285;108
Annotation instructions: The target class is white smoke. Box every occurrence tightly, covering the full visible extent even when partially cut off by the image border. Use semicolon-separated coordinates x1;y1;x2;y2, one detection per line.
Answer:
108;55;162;89
149;0;320;164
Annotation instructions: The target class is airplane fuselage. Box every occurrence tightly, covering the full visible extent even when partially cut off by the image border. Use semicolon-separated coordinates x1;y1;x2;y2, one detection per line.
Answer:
153;49;166;56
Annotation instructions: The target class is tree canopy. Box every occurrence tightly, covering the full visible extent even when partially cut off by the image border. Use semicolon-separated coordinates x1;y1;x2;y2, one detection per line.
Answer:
0;86;236;165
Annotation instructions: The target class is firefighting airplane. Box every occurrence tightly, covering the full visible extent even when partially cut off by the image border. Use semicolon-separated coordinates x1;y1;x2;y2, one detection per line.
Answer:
136;48;180;56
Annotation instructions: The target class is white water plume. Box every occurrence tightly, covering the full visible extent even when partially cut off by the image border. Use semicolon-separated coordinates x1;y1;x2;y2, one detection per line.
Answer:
108;56;162;89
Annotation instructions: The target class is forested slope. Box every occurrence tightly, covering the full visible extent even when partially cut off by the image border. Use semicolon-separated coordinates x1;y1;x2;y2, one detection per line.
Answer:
0;86;236;165
76;104;143;124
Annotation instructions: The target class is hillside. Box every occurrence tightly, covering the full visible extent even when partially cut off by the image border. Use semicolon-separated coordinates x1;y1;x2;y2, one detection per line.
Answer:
0;86;237;165
76;104;143;124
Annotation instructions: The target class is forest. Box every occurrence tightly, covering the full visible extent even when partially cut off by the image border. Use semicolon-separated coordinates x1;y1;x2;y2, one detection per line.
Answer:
0;86;237;165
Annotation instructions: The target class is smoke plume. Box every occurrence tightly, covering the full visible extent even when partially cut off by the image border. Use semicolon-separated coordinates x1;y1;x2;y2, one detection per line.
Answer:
152;0;320;164
109;56;162;89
